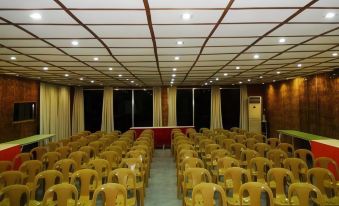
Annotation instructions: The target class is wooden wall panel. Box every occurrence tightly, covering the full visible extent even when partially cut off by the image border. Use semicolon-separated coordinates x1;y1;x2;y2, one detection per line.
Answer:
0;75;39;143
266;73;339;139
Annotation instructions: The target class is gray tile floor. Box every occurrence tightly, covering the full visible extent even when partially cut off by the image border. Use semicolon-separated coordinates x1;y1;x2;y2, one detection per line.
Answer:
144;149;181;206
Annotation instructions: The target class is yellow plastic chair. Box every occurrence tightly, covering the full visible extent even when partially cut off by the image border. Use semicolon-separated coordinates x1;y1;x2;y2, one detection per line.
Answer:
192;182;227;206
71;169;99;206
314;157;339;178
278;143;294;157
0;161;12;173
267;168;295;205
30;146;47;161
12;153;31;169
99;151;122;170
230;143;246;160
69;151;90;169
91;183;127;206
42;183;78;206
288;183;325;206
46;142;59;152
221;139;236;152
267;149;288;168
254;143;270;157
41;151;61;170
89;141;105;154
283;158;308;182
253;134;266;143
54;158;77;183
0;184;30;206
216;157;240;188
55;146;72;159
267;138;280;149
239;149;258;169
79;146;96;159
233;135;246;144
18;160;43;190
67;141;81;152
249;157;272;183
87;158;110;185
0;171;25;189
239;182;274;206
294;149;314;168
245;138;258;150
30;170;63;202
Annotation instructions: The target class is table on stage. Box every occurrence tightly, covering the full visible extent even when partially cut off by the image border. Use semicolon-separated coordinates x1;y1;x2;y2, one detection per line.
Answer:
278;130;339;179
0;134;56;161
130;126;194;148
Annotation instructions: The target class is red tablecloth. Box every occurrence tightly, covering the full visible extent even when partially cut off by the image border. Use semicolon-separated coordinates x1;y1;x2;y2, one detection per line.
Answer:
131;126;194;148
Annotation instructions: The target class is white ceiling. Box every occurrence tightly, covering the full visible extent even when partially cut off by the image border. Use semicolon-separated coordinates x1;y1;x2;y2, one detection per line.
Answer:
0;0;338;87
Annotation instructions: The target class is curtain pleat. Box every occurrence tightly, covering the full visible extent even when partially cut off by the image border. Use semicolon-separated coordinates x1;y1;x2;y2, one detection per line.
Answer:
210;86;223;130
101;87;114;133
240;85;249;130
153;87;162;127
167;86;177;126
72;87;84;135
40;83;71;140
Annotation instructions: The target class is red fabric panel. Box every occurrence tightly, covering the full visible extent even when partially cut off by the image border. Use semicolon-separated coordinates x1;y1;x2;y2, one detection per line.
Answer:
310;141;339;180
133;127;194;148
0;145;21;161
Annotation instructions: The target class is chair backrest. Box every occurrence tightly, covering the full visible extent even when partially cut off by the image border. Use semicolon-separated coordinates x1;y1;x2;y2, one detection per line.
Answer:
180;157;205;172
87;158;110;184
30;146;48;160
239;182;274;206
91;183;127;206
267;149;288;168
108;168;136;205
254;143;270;157
314;157;339;178
192;183;227;206
99;151;122;170
0;161;12;173
79;146;96;159
307;167;337;198
278;143;294;157
294;149;314;168
221;138;236;151
55;146;72;159
0;184;30;206
230;143;246;159
54;158;77;182
223;167;251;198
71;169;99;197
267;168;295;199
12;153;31;169
283;158;308;182
267;138;280;149
245;138;258;149
240;149;258;168
19;160;43;183
32;170;63;200
288;183;324;206
47;142;59;152
42;183;78;206
41;151;61;170
183;168;212;188
69;151;89;169
0;171;24;189
249;157;272;183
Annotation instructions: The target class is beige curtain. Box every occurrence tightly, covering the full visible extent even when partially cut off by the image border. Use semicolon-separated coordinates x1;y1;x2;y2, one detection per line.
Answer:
153;87;162;127
240;85;249;131
40;83;71;140
101;87;114;133
167;86;177;126
72;87;84;135
57;86;71;140
210;86;223;130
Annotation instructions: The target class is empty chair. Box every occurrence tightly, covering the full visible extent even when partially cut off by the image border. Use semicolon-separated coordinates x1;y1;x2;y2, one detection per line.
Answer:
30;146;47;161
267;168;295;205
0;184;30;206
67;141;81;152
47;141;59;152
69;151;89;169
307;168;339;205
99;150;122;170
221;138;235;151
283;158;308;182
182;168;212;206
0;171;25;189
267;138;280;149
278;143;294;157
71;169;99;206
0;161;12;173
87;158;110;185
192;182;227;206
288;183;324;206
55;146;72;159
89;141;105;154
42;183;78;206
267;149;288;168
19;160;43;189
108;168;139;206
245;138;258;150
230;143;246;160
216;157;240;188
233;135;246;144
54;158;77;182
254;143;270;157
91;183;128;206
239;182;274;206
239;149;258;169
30;170;63;201
294;149;314;168
79;146;96;159
249;157;272;183
253;134;266;143
41;151;61;170
222;167;251;206
314;157;339;178
12;153;31;169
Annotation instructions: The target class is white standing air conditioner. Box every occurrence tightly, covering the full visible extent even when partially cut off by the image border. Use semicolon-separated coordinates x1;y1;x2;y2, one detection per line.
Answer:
248;96;262;133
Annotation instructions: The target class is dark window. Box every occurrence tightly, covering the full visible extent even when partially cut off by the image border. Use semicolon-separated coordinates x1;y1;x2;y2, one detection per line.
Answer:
114;90;132;132
134;90;153;127
13;102;36;122
177;89;193;126
84;90;103;132
194;89;211;131
221;89;240;129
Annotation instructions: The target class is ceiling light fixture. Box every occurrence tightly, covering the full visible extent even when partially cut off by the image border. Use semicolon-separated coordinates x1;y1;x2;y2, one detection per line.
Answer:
253;54;260;59
277;71;281;74
216;77;219;81
172;74;176;77
259;76;263;79
10;56;16;60
174;56;180;60
30;13;42;20
247;79;251;82
64;74;69;77
325;12;336;19
279;38;286;43
43;67;48;71
91;80;95;83
177;41;184;45
210;80;213;83
118;74;122;77
79;77;84;80
108;67;113;71
273;80;276;82
239;81;243;84
204;82;208;85
131;81;134;83
93;57;99;61
297;63;302;68
182;13;192;20
332;52;338;57
172;68;177;71
236;66;240;70
224;73;228;76
71;41;79;46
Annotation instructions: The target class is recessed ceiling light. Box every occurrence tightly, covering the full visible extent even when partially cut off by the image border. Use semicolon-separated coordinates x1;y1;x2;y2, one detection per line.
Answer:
172;68;177;71
182;13;192;20
247;79;251;82
236;66;240;70
79;77;84;80
279;38;286;43
174;56;180;60
177;41;184;45
172;74;176;77
277;71;281;74
210;80;213;83
170;81;174;84
239;81;243;84
30;13;42;20
93;57;99;61
224;73;228;76
262;83;265;85
71;41;79;46
126;79;129;81
10;56;16;60
253;54;260;59
216;77;219;81
130;81;134;83
118;74;122;77
332;52;338;57
273;80;276;82
108;67;113;71
259;76;263;79
43;67;48;71
64;74;69;77
297;63;302;68
325;12;336;19
204;82;208;85
90;80;95;83
232;84;235;86
171;79;174;82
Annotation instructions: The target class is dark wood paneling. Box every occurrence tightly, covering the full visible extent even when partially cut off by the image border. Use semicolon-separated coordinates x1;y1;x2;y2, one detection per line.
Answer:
0;75;39;143
266;73;339;139
161;88;168;126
